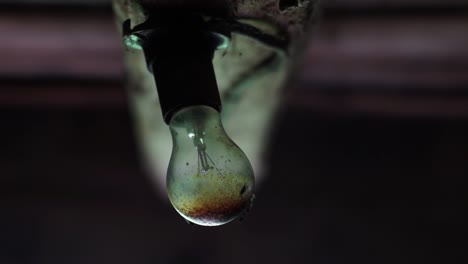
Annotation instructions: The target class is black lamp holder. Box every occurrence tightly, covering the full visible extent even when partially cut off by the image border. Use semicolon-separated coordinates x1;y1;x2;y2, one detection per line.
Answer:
122;12;231;124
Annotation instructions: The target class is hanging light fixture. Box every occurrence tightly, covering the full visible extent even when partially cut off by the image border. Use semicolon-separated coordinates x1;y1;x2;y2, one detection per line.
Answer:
116;0;317;226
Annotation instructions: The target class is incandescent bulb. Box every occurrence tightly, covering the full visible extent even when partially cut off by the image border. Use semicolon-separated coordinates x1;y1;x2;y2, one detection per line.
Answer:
167;105;255;226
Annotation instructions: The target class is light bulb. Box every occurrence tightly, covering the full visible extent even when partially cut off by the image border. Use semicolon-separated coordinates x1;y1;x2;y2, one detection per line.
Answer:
167;105;255;226
122;12;255;226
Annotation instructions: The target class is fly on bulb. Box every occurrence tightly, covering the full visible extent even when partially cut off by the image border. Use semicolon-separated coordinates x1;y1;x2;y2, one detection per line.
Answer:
167;105;255;226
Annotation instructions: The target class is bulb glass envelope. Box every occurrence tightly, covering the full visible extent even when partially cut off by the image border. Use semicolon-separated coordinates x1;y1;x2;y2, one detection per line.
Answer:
112;0;317;194
167;105;255;226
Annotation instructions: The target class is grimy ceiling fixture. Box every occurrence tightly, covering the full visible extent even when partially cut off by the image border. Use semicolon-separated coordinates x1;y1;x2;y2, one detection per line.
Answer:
122;12;256;226
117;0;316;226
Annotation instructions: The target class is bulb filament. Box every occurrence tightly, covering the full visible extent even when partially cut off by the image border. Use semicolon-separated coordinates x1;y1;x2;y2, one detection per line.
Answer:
191;128;222;175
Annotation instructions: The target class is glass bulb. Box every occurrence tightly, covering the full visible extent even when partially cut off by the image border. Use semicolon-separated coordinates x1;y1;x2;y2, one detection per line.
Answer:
167;105;255;226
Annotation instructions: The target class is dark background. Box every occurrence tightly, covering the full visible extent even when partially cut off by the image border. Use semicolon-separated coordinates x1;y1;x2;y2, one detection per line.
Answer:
0;0;467;263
